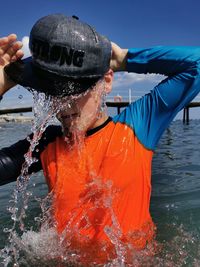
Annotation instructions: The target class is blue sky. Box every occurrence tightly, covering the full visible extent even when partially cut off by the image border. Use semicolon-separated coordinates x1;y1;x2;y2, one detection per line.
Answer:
1;0;200;119
2;0;200;46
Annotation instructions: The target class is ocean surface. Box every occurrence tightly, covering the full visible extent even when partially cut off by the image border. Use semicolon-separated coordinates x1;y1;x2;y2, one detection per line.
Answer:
0;119;200;266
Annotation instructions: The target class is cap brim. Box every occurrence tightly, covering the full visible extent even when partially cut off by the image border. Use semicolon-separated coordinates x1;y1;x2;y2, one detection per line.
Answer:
4;57;101;96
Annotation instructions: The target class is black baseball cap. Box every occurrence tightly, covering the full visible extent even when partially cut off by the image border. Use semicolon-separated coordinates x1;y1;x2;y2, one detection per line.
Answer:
4;14;112;96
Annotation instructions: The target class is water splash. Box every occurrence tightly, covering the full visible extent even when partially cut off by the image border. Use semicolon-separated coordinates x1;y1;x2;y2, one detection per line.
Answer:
1;84;200;266
0;82;108;266
0;90;59;266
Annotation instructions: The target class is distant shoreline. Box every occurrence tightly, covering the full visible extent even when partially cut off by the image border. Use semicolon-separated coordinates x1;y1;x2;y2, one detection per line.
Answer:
0;115;33;123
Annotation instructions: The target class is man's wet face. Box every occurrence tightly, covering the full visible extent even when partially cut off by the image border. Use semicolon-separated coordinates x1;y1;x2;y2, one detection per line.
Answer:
55;81;105;135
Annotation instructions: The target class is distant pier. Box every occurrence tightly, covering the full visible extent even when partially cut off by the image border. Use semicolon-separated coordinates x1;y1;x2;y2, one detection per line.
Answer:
108;101;200;124
182;102;200;124
0;107;32;115
0;102;200;124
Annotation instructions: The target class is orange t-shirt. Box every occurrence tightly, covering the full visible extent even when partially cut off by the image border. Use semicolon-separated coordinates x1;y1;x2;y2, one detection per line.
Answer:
41;119;155;258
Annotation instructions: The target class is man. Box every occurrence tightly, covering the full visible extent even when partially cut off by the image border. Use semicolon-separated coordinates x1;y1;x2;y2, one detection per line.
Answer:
1;14;200;264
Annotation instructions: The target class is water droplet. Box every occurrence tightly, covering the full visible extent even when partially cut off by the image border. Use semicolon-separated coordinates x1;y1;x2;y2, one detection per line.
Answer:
11;214;17;221
3;228;10;233
26;191;32;197
34;217;41;222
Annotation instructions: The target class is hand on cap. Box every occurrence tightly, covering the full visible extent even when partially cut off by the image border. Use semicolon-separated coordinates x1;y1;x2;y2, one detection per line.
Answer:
0;34;24;95
110;42;128;72
0;34;24;65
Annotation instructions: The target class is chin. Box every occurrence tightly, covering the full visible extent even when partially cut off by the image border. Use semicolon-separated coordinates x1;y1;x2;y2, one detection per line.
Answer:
61;122;86;137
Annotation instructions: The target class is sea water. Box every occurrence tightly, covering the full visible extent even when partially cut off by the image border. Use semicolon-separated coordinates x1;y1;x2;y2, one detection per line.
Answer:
0;115;200;265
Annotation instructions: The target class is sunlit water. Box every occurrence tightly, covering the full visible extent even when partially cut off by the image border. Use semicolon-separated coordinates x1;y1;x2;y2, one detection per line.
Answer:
0;100;200;266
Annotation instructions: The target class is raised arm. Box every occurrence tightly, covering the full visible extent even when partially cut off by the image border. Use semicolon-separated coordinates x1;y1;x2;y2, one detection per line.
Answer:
0;34;26;184
111;44;200;150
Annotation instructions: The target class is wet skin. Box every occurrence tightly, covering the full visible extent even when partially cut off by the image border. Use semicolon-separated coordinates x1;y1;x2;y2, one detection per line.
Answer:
56;85;103;135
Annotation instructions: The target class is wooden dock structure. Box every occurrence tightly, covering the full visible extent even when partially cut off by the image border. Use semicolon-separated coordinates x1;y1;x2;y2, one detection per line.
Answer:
0;101;200;124
0;107;32;115
182;102;200;124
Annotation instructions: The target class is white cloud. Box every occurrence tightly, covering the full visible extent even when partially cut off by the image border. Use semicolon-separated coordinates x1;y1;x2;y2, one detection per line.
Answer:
21;36;31;58
113;72;165;88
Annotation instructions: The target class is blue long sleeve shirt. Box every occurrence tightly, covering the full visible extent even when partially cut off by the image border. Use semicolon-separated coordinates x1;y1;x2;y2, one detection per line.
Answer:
114;46;200;149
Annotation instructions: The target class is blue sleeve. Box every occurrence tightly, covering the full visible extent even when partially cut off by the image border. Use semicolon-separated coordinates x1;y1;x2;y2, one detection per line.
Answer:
113;46;200;150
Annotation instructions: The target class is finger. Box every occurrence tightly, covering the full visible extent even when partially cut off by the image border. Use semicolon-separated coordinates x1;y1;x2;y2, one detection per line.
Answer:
7;34;17;41
11;50;24;62
9;41;23;52
3;41;23;62
0;37;9;54
0;34;17;55
0;37;8;47
16;49;24;59
0;34;17;47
